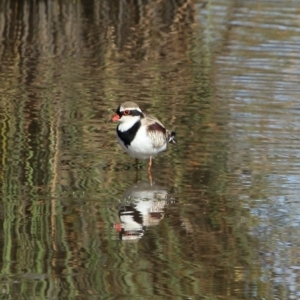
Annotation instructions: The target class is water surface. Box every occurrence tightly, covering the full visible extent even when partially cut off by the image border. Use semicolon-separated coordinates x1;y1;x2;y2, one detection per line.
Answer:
0;0;300;299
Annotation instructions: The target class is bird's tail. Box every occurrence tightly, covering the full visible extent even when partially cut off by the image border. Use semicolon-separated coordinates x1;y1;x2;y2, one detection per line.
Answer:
168;131;176;144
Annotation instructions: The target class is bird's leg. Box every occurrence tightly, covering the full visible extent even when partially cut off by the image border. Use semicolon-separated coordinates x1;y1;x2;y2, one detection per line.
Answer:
148;157;153;185
148;171;153;186
148;157;152;172
135;158;139;170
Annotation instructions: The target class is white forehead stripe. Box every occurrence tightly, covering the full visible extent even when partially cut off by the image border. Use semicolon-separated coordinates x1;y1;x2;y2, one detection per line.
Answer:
120;106;142;112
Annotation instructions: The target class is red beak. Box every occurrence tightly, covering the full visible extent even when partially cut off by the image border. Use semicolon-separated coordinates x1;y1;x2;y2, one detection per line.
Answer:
114;223;122;232
111;114;120;122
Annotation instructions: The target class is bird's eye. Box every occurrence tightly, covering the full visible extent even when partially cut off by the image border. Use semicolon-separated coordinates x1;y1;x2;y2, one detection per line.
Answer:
123;110;130;115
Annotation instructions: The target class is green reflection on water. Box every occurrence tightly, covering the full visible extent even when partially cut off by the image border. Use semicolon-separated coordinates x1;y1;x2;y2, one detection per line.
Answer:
1;0;296;299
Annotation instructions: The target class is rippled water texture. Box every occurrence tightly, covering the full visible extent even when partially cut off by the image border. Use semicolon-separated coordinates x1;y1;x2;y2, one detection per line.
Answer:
0;0;300;299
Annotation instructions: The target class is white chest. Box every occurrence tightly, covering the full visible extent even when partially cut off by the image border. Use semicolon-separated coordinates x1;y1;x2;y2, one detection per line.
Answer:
117;125;167;159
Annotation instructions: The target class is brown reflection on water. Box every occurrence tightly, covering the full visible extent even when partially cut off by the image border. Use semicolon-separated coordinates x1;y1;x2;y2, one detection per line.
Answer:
0;0;299;299
114;181;172;241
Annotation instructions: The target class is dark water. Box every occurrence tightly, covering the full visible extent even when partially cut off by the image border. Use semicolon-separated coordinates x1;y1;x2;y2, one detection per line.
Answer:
0;0;300;299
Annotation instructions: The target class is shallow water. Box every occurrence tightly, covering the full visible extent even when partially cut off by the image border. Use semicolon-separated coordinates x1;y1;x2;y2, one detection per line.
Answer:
0;0;300;299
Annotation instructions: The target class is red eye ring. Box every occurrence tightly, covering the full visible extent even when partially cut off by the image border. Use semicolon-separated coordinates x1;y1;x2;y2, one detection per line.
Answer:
123;110;130;115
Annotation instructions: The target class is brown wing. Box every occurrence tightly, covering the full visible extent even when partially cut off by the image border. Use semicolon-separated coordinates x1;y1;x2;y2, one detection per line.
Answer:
144;115;168;148
148;122;166;134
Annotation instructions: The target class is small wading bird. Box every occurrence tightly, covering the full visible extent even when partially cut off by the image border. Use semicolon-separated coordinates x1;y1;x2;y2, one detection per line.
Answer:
111;101;176;172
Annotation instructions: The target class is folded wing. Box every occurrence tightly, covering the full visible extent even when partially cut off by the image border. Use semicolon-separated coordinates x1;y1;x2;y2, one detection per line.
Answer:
146;115;176;148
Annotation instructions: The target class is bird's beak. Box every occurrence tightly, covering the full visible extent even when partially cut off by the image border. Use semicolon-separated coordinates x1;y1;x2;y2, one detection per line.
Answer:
114;223;122;232
111;114;120;122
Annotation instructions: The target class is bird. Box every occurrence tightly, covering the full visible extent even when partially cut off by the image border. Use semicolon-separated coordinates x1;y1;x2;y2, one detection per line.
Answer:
111;101;176;172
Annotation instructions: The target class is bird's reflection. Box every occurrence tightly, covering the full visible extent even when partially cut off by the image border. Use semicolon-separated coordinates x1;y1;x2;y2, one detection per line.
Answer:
114;181;172;241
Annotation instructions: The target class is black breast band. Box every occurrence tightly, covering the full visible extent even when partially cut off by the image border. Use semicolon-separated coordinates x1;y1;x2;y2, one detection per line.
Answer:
117;120;141;147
